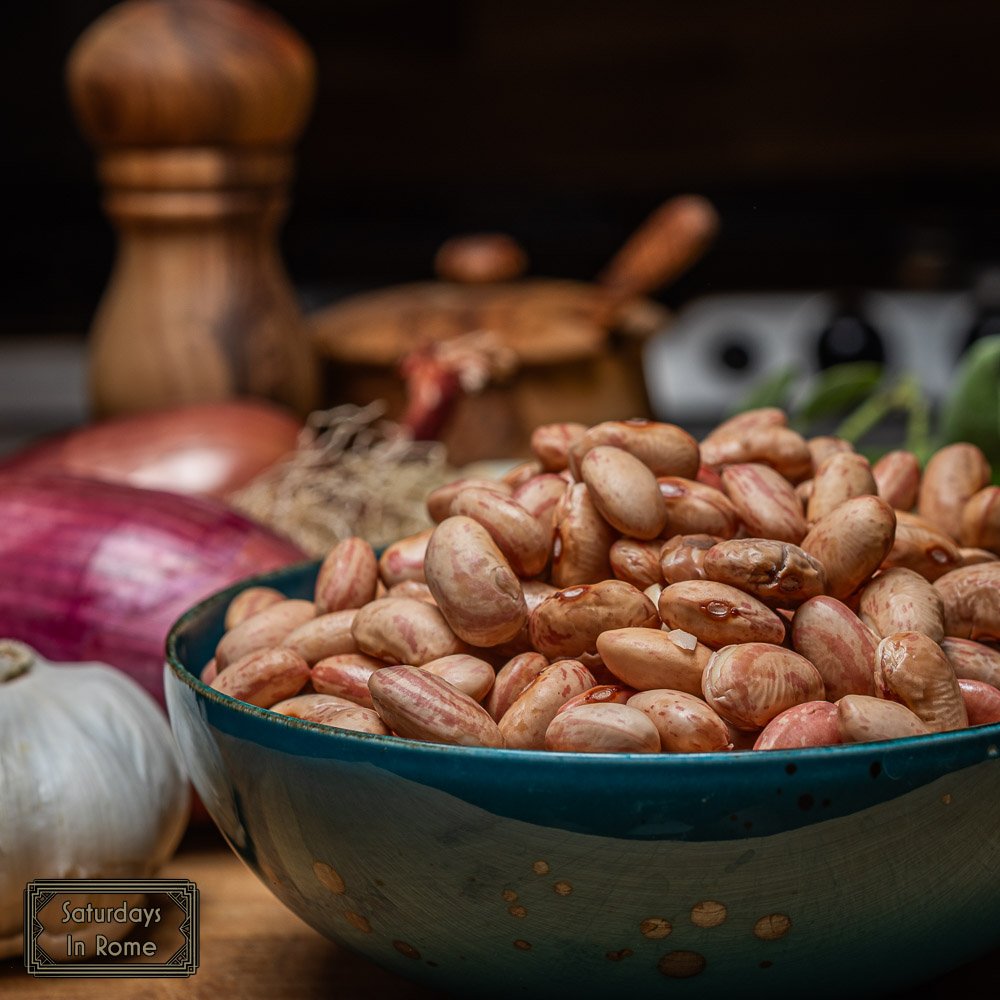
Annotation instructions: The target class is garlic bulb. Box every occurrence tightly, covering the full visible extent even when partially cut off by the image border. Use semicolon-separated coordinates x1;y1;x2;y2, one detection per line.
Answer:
0;640;189;958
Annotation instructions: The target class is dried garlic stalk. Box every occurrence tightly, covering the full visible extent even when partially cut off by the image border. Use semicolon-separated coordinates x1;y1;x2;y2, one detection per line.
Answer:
229;402;454;557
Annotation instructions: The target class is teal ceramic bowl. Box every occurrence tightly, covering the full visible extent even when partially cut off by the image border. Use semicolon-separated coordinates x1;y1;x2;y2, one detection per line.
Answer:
165;561;1000;999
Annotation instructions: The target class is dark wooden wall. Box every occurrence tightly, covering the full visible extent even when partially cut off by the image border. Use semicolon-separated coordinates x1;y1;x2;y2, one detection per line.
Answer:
4;0;1000;333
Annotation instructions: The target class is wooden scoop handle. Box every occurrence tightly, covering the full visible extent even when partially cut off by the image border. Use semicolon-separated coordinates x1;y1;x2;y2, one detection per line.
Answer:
598;194;719;301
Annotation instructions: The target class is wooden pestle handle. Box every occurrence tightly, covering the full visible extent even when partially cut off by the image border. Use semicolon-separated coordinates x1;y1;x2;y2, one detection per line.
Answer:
598;194;720;302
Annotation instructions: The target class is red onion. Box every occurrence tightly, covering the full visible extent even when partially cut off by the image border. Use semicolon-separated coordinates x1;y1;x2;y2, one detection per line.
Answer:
0;474;306;707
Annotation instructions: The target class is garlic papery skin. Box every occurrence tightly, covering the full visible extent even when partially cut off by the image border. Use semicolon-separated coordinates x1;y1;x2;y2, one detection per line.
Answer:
0;640;189;958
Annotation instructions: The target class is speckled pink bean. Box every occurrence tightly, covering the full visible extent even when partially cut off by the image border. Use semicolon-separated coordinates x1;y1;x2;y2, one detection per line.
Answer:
550;483;617;587
918;443;991;541
753;701;841;750
270;693;357;717
531;422;588;472
658;580;786;648
351;596;465;665
935;563;1000;641
311;654;385;708
873;450;921;511
596;627;710;696
513;474;569;533
450;487;551;578
224;587;285;630
426;478;512;523
215;599;316;669
581;446;667;540
721;463;807;543
486;652;550;721
791;596;878;700
497;660;597;749
958;678;1000;726
544;703;660;753
876;631;968;732
627;689;732;752
609;539;663;589
569;419;700;480
941;637;1000;688
424;516;528;646
529;580;657;659
807;452;877;522
369;665;504;747
857;567;945;641
385;580;437;603
837;694;930;743
555;684;637;715
211;647;310;708
701;642;825;731
378;529;433;586
281;609;358;664
315;537;379;613
656;477;742;539
420;654;496;702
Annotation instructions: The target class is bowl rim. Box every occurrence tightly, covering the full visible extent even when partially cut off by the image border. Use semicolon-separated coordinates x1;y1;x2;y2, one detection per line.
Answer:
165;559;1000;767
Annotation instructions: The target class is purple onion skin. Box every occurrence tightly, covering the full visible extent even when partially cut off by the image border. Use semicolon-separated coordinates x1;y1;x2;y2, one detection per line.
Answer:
0;474;305;708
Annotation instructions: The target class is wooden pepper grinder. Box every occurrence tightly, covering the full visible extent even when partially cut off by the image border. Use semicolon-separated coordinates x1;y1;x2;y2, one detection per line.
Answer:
67;0;320;418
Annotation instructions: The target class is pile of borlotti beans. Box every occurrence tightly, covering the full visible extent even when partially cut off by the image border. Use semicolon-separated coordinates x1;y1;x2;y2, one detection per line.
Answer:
204;410;1000;753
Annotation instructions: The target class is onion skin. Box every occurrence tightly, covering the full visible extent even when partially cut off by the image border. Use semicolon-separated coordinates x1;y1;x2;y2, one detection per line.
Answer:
0;400;301;498
0;474;306;707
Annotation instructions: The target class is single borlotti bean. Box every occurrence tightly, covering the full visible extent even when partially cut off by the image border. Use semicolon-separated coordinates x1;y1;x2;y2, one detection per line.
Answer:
934;562;1000;641
882;511;962;582
486;651;550;721
957;678;1000;726
701;643;825;731
368;665;504;748
512;473;569;534
378;529;433;586
609;538;663;589
941;637;1000;688
200;658;217;684
658;580;786;648
544;703;661;753
597;627;711;695
385;580;437;603
807;452;877;523
568;419;701;480
215;599;316;669
627;689;732;752
550;483;617;587
311;653;385;708
211;647;310;708
960;486;1000;553
807;435;854;468
790;596;878;700
857;567;945;642
530;422;588;472
753;701;841;750
659;534;719;584
701;425;813;484
497;660;597;749
420;654;496;702
224;586;285;630
426;478;512;523
702;406;788;443
270;692;358;717
529;580;657;659
502;459;543;490
315;537;379;613
316;705;392;735
918;443;992;541
875;631;968;733
872;450;921;512
958;547;1000;568
581;446;667;539
836;694;930;743
281;609;358;664
702;538;826;610
449;487;551;578
424;516;528;646
720;463;807;543
351;597;464;665
800;495;896;600
656;477;742;539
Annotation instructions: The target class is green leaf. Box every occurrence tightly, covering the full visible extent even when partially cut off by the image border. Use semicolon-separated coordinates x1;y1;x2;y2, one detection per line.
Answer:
795;362;884;424
940;336;1000;470
728;365;798;417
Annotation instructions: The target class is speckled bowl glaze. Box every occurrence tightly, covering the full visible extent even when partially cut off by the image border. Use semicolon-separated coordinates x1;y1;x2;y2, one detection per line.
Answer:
166;561;1000;999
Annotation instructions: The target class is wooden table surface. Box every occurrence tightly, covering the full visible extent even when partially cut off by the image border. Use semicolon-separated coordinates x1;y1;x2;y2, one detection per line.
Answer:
2;827;998;999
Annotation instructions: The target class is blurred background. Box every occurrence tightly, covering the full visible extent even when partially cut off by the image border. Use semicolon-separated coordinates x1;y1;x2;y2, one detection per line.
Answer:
3;0;1000;452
